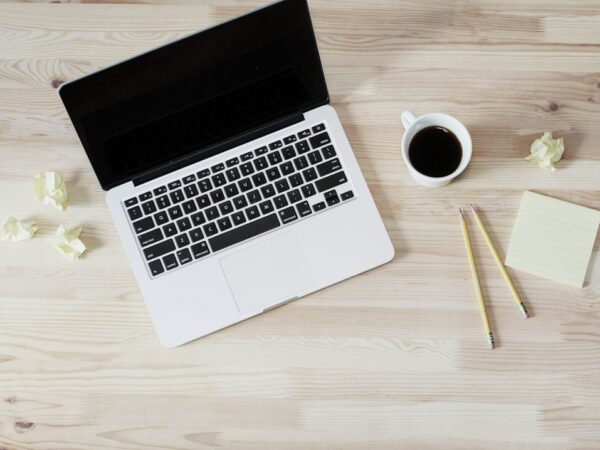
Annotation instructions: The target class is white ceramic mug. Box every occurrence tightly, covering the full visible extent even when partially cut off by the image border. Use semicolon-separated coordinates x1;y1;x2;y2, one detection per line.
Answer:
400;111;472;188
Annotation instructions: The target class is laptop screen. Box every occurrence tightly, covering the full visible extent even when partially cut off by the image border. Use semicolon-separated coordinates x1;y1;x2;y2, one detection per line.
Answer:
59;0;328;190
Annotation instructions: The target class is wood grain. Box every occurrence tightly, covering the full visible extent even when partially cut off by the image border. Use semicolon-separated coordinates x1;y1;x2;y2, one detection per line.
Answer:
1;0;599;449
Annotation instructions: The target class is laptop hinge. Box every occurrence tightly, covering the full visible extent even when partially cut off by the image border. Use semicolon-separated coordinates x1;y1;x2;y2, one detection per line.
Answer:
132;112;305;187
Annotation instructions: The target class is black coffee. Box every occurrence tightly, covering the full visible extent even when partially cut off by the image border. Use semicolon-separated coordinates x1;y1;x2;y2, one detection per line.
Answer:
408;126;462;177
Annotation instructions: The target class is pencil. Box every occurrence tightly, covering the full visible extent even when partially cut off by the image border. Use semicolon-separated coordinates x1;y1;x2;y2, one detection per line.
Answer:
470;205;529;319
459;208;495;350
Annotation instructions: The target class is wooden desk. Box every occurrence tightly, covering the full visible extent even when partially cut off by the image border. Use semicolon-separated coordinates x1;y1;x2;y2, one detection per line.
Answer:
1;1;599;448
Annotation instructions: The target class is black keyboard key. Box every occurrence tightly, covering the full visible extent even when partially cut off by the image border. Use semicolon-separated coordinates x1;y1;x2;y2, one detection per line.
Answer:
308;150;323;165
148;259;164;276
125;197;138;207
341;190;354;201
316;171;348;192
156;195;170;209
154;211;169;225
209;213;280;252
298;129;311;138
240;162;254;176
170;189;185;204
231;211;246;226
139;228;163;247
203;222;218;237
177;248;193;265
312;123;326;133
206;206;220;221
275;178;290;193
144;239;175;260
210;188;225;203
183;174;196;184
182;200;197;214
197;168;210;179
175;233;190;248
198;178;212;193
294;155;309;171
284;135;297;144
282;146;296;160
273;194;288;209
153;186;167;195
226;157;239;167
211;163;225;173
245;205;260;220
296;201;312;217
189;227;204;242
252;172;267;187
133;216;154;234
325;191;340;206
322;145;336;159
163;253;178;270
168;180;181;190
266;167;281;181
142;200;157;215
163;223;177;237
191;241;210;259
295;140;310;154
225;167;241;182
261;184;276;198
268;151;282;165
128;206;142;220
238;178;253;192
212;173;226;187
247;189;262;204
224;183;239;198
289;173;303;187
257;199;273;214
287;189;302;204
313;201;326;212
303;167;318;182
139;191;152;201
254;156;268;171
184;184;199;198
278;206;298;224
177;217;192;232
317;158;342;177
217;216;232;231
196;194;211;209
269;140;282;150
241;151;253;161
191;211;206;226
168;205;183;220
255;146;268;156
281;161;294;176
233;195;248;209
302;183;316;198
219;200;234;215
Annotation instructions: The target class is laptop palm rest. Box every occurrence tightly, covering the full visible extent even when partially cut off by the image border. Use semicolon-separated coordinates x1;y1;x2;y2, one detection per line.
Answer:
219;232;315;315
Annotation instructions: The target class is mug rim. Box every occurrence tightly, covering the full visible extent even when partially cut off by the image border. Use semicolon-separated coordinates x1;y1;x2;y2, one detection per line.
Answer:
401;113;472;182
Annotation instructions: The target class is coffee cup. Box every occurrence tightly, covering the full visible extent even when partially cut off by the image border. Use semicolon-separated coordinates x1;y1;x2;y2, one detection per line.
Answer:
400;111;472;188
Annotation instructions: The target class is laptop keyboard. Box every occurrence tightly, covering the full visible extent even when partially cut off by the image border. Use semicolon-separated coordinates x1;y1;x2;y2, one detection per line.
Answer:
122;122;355;278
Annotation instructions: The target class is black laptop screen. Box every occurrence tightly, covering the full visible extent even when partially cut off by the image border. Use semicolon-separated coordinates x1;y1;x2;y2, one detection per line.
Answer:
59;0;328;190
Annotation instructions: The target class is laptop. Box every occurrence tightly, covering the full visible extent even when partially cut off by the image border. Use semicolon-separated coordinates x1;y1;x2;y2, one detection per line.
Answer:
59;0;394;347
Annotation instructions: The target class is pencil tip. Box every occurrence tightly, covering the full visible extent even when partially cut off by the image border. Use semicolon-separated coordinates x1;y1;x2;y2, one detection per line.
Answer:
470;204;477;212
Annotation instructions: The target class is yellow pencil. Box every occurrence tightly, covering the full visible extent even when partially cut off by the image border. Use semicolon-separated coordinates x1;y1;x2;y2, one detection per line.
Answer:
470;205;529;319
459;208;495;349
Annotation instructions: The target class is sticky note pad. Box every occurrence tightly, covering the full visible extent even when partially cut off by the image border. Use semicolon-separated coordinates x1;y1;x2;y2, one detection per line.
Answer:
505;191;600;287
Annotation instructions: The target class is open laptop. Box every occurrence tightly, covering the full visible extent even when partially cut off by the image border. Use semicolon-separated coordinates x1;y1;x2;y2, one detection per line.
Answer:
59;0;394;347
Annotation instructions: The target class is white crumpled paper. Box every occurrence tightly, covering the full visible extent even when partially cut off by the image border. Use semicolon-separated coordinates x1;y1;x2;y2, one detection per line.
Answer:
34;171;69;210
50;225;86;261
526;131;564;172
0;216;37;241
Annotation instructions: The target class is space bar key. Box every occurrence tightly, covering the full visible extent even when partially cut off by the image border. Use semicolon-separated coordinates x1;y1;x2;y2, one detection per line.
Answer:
209;213;281;252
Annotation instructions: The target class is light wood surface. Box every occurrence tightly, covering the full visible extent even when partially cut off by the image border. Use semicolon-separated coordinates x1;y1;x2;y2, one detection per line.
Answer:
1;1;600;449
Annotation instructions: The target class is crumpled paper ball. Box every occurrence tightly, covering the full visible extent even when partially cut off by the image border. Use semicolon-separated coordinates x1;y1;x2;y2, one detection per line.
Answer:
525;131;564;172
34;171;69;210
50;225;86;261
0;216;37;241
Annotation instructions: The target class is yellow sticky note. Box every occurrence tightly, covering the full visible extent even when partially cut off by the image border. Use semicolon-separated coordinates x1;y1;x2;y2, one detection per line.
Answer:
505;191;600;287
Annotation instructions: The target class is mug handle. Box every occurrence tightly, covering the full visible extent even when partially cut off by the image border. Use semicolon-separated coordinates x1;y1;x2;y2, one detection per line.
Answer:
401;111;417;129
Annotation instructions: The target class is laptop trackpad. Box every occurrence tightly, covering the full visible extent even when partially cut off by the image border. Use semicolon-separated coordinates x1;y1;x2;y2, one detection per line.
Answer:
219;232;315;315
